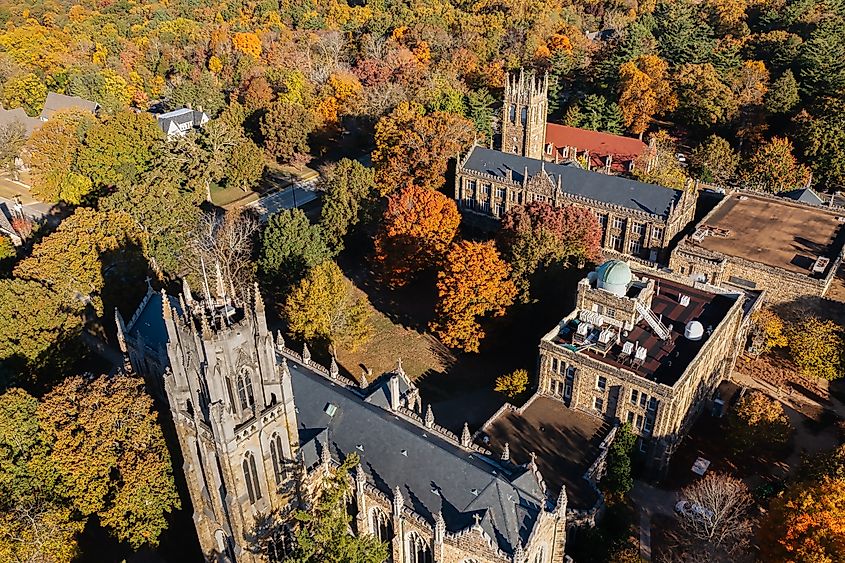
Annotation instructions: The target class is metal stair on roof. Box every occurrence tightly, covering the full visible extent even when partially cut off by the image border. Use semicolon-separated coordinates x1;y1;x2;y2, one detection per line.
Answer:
635;301;671;340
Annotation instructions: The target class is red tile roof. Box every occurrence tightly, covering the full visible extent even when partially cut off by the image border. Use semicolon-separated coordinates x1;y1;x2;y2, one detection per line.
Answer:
544;123;646;173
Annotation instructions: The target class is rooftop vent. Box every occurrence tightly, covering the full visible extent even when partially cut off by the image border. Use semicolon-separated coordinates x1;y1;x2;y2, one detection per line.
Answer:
324;403;338;417
679;294;690;307
401;449;408;457
684;321;704;341
470;488;479;496
356;444;364;451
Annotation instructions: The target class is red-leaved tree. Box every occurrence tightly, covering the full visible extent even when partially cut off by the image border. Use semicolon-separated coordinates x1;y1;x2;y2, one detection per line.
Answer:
498;202;602;300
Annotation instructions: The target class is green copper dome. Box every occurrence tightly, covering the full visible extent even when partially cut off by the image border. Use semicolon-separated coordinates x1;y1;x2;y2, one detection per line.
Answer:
596;260;632;295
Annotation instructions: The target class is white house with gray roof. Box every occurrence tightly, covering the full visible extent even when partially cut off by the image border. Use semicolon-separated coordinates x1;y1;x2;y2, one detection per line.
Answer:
155;107;210;138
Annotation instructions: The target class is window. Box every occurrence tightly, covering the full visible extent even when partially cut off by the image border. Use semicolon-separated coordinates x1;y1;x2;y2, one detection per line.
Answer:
612;217;625;230
467;179;477;197
652;227;664;241
270;434;286;485
594;397;604;412
636;414;644;429
644;416;654;434
237;368;255;411
605;307;616;319
243;452;261;504
610;235;622;251
552;358;558;372
371;509;393;542
597;214;607;228
627;411;634;424
632;222;645;235
482;183;490;196
509;104;516;123
520;106;528;125
629;239;642;255
225;376;236;411
566;366;576;379
728;275;757;289
630;389;639;404
496;187;505;199
494;202;503;217
407;532;432;563
639;438;648;453
640;393;648;408
648;397;658;412
546;143;553;155
597;375;607;391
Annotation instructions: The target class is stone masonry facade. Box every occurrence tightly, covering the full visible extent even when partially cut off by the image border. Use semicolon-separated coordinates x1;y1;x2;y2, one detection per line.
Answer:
536;269;747;475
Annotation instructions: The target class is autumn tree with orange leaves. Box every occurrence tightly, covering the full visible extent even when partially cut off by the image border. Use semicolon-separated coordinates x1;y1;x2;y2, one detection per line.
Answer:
618;55;676;138
431;241;517;353
760;476;845;563
372;102;474;195
374;185;460;287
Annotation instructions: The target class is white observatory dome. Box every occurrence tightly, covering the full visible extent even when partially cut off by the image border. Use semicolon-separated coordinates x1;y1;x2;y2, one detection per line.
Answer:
684;320;704;341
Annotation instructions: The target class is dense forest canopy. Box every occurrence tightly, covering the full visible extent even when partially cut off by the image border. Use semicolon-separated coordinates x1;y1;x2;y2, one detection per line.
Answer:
0;0;843;189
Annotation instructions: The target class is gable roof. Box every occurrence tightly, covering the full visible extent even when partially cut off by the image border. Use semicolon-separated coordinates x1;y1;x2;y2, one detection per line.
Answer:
40;93;99;120
545;123;646;172
0;203;17;238
155;108;209;134
463;146;681;219
291;364;546;554
0;107;41;136
780;187;825;206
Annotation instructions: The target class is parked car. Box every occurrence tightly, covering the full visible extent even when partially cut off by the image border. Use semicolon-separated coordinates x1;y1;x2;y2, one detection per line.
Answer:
675;500;714;521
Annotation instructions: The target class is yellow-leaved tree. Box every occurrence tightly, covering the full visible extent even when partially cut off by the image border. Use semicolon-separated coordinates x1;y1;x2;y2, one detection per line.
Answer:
787;316;845;381
618;55;676;138
284;261;372;351
431;241;517;353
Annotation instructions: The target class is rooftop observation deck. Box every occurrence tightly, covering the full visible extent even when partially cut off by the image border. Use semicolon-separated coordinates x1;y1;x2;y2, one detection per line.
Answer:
687;192;845;277
550;275;736;387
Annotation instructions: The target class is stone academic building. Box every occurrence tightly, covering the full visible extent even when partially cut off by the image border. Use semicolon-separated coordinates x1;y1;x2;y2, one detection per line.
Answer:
121;281;573;563
454;70;696;264
536;260;751;474
670;191;845;303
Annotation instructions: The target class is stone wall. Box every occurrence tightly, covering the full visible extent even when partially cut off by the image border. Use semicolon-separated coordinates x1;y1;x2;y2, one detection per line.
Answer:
537;279;746;476
670;243;843;304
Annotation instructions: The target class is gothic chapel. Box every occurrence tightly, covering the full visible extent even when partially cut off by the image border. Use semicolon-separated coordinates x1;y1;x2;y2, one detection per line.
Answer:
120;279;570;563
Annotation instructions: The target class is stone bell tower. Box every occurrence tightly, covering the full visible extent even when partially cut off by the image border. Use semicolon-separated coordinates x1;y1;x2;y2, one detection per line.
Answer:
161;281;300;562
501;68;548;160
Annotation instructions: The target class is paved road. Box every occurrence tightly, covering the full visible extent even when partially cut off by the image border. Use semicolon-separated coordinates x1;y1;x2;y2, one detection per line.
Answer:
247;180;320;222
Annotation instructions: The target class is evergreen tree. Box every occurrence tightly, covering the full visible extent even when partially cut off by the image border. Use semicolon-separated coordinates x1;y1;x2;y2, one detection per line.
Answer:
603;423;636;499
765;70;800;114
799;22;845;99
319;159;376;252
259;209;332;289
466;88;495;140
286;453;388;563
654;0;716;66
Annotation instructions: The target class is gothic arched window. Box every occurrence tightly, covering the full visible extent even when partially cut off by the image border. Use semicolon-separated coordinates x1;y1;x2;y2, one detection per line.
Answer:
520;106;528;125
406;532;432;563
509;104;516;123
243;451;261;504
237;368;255;411
371;508;393;542
270;433;286;485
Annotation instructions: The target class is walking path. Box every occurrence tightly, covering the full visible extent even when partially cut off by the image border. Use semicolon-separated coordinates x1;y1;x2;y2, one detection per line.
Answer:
630;481;678;560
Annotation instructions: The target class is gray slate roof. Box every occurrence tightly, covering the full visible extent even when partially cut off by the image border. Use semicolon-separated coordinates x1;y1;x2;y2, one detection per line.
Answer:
463;146;682;218
780;187;824;206
127;291;183;346
40;93;99;120
291;364;546;554
0;107;41;136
